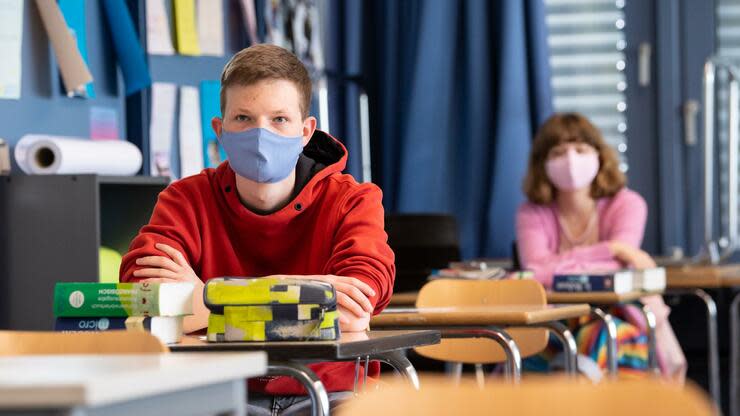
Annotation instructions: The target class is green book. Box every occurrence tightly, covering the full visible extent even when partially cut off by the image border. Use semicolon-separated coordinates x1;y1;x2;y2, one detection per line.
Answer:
54;282;194;317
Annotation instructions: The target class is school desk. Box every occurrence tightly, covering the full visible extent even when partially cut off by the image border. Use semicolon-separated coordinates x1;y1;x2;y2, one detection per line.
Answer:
666;264;740;412
389;291;419;307
0;352;266;416
371;304;591;381
171;329;441;416
387;289;660;379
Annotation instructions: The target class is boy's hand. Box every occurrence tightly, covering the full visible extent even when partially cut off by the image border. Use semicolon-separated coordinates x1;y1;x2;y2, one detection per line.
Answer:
133;243;208;333
133;243;202;286
274;274;376;323
338;305;371;332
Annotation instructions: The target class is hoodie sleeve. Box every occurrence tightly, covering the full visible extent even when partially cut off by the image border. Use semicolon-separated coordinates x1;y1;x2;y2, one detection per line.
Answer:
323;183;396;314
119;182;202;283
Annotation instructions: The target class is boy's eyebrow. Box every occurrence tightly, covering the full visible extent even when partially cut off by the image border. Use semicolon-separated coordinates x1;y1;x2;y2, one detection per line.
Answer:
269;108;291;114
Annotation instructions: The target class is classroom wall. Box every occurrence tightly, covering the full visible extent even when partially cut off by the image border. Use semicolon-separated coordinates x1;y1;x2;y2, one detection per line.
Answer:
0;1;125;171
0;0;256;176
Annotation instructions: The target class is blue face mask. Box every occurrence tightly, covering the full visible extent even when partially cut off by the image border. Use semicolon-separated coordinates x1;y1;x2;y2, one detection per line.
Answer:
217;127;304;183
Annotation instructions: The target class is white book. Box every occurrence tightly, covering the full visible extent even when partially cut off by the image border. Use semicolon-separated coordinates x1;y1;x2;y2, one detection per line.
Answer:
633;267;667;291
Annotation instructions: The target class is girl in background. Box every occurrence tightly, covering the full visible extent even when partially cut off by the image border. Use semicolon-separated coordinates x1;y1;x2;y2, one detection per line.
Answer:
517;112;686;381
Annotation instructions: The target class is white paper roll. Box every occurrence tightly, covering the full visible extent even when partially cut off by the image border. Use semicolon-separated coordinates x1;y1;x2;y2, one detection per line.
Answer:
14;135;143;175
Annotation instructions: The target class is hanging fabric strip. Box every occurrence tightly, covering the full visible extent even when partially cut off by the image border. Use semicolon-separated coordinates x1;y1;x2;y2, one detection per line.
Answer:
35;0;93;97
57;0;94;98
145;0;175;55
200;80;225;168
239;0;259;45
101;0;152;96
196;0;224;56
173;0;201;56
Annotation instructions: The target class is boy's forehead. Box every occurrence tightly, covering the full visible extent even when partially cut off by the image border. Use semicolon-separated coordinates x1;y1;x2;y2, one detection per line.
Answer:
224;80;302;113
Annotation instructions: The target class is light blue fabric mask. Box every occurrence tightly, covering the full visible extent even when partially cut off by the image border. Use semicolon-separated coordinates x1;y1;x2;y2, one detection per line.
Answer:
217;127;304;183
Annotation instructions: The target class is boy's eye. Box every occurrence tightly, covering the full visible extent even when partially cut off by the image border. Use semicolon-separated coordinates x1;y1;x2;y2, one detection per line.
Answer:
235;115;250;122
273;116;288;123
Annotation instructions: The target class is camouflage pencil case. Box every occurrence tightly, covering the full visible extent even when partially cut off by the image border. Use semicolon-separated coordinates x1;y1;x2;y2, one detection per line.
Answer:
204;277;340;342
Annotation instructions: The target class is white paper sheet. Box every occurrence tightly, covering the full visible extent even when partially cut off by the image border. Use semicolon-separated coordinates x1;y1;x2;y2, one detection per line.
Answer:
13;135;142;175
196;0;224;56
0;0;24;99
178;86;204;178
146;0;175;55
149;82;177;177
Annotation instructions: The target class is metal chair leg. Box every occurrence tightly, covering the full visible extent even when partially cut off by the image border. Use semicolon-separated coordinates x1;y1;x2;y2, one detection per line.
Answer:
591;307;619;378
536;320;579;377
374;350;422;390
268;362;329;416
729;291;740;416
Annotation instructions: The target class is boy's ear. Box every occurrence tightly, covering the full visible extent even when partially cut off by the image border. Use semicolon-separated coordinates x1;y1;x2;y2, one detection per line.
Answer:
301;116;317;146
211;117;223;138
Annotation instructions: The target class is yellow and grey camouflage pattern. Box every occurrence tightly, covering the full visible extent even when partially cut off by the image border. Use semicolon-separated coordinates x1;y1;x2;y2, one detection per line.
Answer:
204;277;340;342
204;277;335;310
207;307;340;342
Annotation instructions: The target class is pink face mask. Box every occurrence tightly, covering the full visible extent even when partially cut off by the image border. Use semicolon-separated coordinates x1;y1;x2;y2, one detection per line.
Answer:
545;148;600;191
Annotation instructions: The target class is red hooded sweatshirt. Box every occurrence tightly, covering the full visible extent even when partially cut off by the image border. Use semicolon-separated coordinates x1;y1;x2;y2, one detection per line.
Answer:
119;130;395;395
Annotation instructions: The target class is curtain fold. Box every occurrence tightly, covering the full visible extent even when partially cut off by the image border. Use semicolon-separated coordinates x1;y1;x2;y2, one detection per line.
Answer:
329;0;553;258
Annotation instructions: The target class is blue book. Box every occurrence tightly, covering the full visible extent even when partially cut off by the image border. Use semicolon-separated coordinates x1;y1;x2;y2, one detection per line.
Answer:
55;317;131;331
552;271;634;293
54;316;183;344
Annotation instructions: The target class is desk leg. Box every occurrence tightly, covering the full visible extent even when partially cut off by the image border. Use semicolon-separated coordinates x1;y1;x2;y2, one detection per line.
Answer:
632;300;659;374
591;308;618;378
352;357;360;394
694;289;720;407
537;321;578;377
229;379;247;416
440;328;522;383
374;350;421;390
667;288;720;407
730;291;740;416
268;362;329;416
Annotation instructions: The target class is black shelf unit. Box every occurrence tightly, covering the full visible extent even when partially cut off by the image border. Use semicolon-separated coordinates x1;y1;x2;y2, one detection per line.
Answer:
0;174;168;330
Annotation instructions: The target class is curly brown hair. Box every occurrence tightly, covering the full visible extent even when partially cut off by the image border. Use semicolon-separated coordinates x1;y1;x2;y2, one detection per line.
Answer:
523;112;626;204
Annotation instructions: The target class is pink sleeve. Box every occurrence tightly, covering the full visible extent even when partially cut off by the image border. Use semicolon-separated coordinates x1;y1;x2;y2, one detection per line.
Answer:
516;190;648;288
516;204;614;288
601;189;648;247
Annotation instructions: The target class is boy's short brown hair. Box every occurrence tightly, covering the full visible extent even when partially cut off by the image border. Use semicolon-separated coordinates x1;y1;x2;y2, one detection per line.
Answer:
219;44;312;118
523;112;626;204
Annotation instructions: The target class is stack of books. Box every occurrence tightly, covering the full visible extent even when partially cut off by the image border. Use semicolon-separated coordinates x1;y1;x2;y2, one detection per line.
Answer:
428;267;534;280
53;282;194;344
552;268;667;293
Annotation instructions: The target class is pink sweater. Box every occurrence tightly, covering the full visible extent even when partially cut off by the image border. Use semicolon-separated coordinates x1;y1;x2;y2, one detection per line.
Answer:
515;188;647;288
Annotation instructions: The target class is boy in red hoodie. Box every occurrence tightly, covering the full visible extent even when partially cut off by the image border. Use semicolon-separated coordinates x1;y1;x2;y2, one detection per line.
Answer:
119;44;395;412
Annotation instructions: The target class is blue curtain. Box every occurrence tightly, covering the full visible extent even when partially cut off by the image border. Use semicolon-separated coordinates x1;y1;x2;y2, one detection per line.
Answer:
323;0;364;177
328;0;553;259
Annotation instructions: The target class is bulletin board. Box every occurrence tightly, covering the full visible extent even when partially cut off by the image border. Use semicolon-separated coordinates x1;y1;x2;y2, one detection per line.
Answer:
146;0;251;178
0;0;323;177
0;1;125;172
